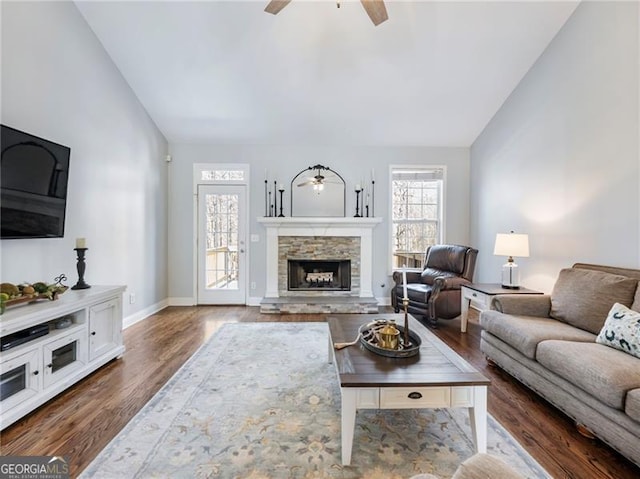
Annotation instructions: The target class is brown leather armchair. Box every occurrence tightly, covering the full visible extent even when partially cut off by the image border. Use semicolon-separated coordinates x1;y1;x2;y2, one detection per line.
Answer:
392;244;478;327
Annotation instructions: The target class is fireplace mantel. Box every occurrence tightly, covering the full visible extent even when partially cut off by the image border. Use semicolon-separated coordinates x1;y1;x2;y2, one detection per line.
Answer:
257;217;382;298
257;217;382;230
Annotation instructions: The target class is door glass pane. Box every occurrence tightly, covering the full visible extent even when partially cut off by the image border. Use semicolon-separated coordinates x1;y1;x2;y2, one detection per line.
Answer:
205;193;239;290
0;365;26;401
52;342;77;372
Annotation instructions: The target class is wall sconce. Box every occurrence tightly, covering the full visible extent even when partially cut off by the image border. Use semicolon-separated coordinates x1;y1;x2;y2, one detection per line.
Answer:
494;231;529;289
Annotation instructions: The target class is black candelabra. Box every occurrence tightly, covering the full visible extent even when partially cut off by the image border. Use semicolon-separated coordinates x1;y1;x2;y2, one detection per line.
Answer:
264;180;268;216
71;248;91;290
371;179;375;217
354;188;362;217
278;187;285;217
273;181;277;218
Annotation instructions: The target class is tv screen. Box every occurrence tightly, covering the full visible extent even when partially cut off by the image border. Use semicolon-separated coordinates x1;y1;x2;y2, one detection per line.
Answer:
1;125;71;239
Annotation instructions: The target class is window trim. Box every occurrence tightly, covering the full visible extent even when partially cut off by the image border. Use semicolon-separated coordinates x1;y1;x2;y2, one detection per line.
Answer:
193;163;249;188
388;165;447;275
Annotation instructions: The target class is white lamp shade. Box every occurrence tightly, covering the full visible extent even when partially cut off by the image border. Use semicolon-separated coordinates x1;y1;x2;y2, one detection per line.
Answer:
494;233;529;258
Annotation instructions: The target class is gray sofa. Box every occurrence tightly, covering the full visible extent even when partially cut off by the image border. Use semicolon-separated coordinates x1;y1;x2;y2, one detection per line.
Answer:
479;263;640;467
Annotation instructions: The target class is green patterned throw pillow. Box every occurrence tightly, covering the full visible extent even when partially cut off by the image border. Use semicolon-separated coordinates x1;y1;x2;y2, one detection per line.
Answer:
596;303;640;359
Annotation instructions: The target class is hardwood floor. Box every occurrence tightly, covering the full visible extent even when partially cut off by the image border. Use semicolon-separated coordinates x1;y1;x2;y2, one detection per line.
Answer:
1;306;638;478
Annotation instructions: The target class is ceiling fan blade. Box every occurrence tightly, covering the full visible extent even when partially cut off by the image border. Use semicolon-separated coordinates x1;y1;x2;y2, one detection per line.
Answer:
360;0;388;26
297;179;314;187
264;0;292;15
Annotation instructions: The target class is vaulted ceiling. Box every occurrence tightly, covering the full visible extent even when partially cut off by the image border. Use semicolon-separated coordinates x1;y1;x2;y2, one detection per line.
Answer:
76;1;579;146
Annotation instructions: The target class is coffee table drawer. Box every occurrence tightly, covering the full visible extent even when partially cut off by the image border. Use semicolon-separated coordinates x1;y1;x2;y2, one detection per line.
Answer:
380;387;450;408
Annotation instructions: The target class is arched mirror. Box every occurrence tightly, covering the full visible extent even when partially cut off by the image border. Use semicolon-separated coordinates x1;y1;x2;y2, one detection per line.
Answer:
291;165;345;217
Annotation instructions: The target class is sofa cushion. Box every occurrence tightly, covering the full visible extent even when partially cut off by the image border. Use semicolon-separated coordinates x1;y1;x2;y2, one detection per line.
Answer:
632;285;640;313
626;389;640;423
480;310;596;359
536;340;640;410
596;303;640;359
550;268;638;334
452;453;524;479
405;283;432;303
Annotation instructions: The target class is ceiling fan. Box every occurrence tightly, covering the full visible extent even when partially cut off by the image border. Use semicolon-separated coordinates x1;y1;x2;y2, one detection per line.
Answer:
264;0;388;27
296;164;342;192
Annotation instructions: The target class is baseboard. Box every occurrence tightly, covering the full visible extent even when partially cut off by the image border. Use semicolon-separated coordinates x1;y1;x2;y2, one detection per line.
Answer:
376;296;391;306
168;297;196;306
168;297;261;306
247;296;262;307
123;298;169;329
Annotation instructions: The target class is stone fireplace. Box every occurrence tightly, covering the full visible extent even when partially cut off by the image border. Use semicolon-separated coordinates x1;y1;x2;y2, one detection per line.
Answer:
257;217;382;313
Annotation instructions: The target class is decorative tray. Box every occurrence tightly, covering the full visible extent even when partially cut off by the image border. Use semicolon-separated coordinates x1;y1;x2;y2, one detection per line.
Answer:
359;320;421;358
0;278;68;315
3;288;67;307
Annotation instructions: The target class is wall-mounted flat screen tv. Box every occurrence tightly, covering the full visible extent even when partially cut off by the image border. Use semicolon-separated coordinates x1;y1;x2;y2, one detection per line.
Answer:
1;125;71;239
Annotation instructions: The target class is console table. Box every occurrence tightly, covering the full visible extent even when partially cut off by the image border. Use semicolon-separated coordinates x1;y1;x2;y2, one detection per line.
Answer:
460;283;542;332
0;285;126;429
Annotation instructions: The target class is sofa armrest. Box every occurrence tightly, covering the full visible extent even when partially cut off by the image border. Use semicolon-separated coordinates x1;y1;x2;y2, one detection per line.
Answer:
491;294;551;317
391;269;423;285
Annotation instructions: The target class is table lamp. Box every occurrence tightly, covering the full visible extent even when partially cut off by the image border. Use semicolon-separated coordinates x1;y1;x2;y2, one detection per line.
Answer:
494;231;529;289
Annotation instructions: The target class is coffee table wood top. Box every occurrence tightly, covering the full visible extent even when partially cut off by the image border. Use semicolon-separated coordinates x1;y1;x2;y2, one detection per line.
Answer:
328;314;490;388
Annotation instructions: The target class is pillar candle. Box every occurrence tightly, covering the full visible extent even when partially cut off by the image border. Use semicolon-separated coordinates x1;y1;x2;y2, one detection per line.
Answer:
402;269;408;299
76;237;86;249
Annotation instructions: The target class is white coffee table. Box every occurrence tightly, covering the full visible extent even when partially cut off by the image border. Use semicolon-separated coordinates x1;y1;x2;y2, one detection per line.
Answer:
328;314;491;465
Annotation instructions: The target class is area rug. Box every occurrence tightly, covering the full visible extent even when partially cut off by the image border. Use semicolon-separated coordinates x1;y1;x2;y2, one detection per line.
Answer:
81;323;550;479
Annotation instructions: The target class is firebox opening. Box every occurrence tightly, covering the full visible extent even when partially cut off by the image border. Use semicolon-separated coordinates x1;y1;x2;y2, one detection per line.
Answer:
288;259;351;291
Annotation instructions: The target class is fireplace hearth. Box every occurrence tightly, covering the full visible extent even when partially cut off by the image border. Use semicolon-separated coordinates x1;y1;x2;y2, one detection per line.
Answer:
288;259;351;291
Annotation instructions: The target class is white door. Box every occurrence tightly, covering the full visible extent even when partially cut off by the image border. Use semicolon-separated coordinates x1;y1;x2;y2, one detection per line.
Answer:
197;184;247;304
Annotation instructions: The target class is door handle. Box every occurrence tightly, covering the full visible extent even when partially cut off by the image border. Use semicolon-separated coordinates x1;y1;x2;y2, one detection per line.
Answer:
240;249;245;253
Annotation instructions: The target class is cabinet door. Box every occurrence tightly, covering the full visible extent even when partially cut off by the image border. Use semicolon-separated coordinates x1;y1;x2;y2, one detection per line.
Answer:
89;299;120;361
0;348;40;413
43;329;87;389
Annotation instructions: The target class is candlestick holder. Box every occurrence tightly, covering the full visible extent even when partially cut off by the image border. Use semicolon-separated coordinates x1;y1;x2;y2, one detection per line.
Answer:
264;180;268;217
273;181;278;218
354;189;362;217
278;188;285;217
371;180;375;217
71;248;91;290
402;297;411;347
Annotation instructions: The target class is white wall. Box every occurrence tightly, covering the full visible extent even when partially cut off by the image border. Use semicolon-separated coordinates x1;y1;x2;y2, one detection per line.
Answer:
1;1;169;322
167;144;470;304
470;1;639;293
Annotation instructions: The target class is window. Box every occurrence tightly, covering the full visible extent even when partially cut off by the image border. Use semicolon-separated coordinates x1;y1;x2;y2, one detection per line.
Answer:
390;167;444;269
193;163;249;188
201;170;244;181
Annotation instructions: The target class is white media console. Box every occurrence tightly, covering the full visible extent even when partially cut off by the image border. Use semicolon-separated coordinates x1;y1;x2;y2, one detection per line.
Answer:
0;285;126;429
